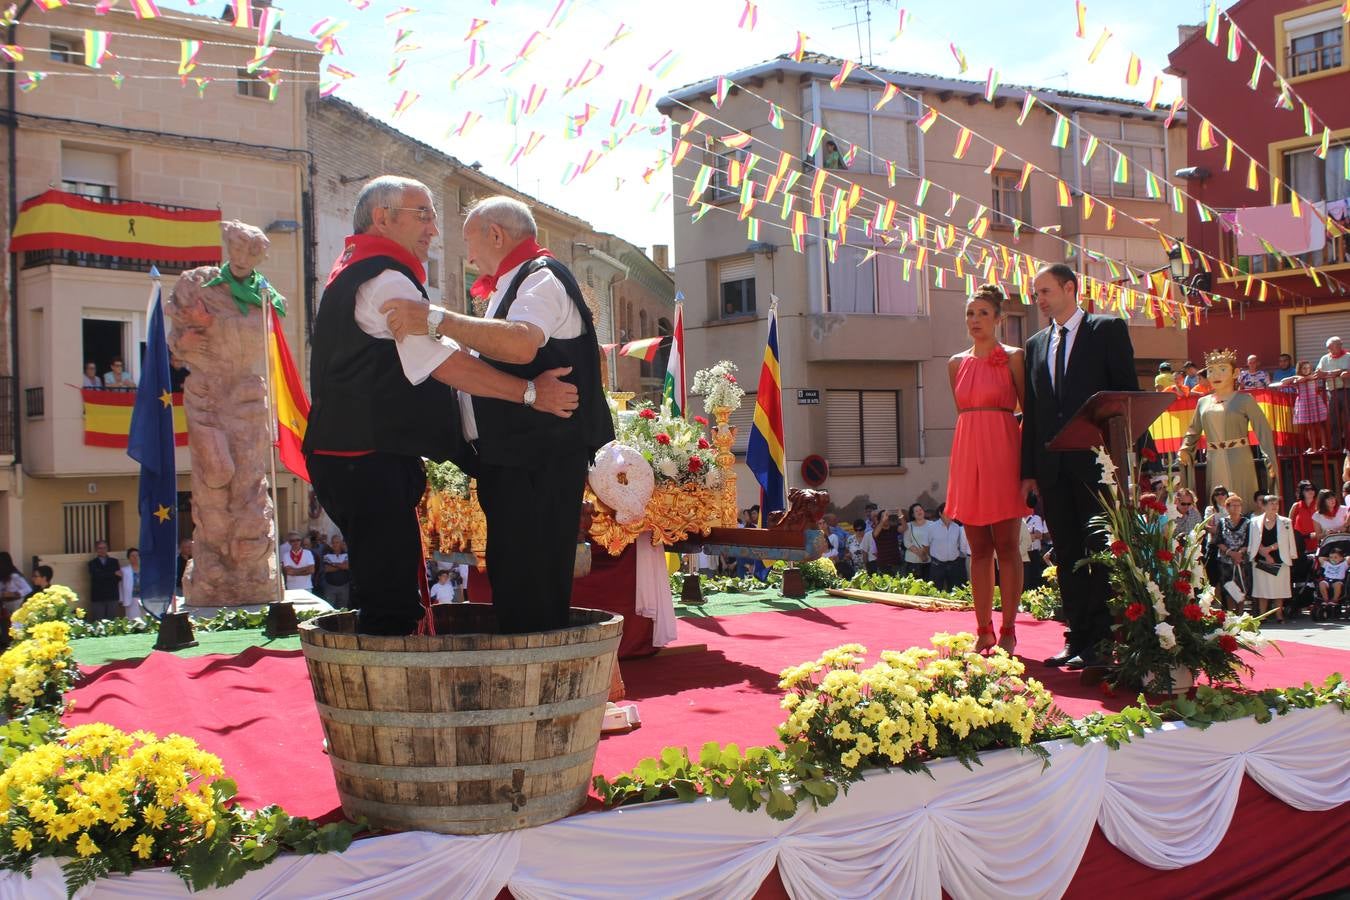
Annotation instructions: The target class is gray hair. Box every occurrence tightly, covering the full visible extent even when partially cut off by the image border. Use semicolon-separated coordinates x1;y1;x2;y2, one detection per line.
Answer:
464;195;537;240
353;176;431;234
1329;336;1344;348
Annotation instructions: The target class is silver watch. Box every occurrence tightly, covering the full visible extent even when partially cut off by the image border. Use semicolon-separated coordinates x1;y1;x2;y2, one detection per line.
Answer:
523;380;537;407
426;306;444;340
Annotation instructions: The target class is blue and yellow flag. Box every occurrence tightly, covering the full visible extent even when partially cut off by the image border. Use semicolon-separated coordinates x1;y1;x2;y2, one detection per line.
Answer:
746;305;786;525
127;281;179;611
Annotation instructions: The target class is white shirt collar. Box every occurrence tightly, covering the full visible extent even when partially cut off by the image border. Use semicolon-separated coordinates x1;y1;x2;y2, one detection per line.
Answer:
1053;306;1086;335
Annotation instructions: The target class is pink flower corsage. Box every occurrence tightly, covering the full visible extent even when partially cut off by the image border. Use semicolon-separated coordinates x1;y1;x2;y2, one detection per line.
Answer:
986;345;1010;368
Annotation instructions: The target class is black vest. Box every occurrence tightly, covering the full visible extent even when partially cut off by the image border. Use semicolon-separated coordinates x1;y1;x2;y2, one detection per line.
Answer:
303;255;466;462
471;257;614;467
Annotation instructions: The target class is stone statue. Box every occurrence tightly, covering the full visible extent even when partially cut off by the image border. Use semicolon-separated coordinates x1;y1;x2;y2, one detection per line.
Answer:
164;221;281;605
1178;348;1278;513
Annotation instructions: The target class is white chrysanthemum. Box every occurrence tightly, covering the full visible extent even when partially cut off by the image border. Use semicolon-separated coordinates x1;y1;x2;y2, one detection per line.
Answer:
657;458;678;478
1155;621;1177;651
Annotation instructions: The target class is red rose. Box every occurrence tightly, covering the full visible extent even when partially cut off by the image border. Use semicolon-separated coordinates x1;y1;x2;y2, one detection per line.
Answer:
1124;602;1146;621
1182;603;1203;621
697;437;711;449
655;433;671;445
1156;548;1174;563
688;456;703;472
1110;540;1128;557
1218;634;1239;653
1174;579;1192;594
1141;448;1158;462
1212;609;1227;625
638;408;657;420
693;415;709;426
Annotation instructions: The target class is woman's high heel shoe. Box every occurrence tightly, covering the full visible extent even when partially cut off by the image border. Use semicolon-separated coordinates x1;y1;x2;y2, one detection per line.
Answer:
998;625;1017;655
975;623;997;654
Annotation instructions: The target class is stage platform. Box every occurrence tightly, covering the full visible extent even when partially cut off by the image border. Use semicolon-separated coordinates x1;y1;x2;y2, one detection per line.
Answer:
13;603;1348;898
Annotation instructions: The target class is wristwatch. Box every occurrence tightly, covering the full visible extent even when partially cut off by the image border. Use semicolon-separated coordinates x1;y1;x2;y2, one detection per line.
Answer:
426;306;444;340
523;380;537;407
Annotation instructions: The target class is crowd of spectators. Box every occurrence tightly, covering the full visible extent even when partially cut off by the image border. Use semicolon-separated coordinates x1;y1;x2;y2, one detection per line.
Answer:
1154;338;1350;453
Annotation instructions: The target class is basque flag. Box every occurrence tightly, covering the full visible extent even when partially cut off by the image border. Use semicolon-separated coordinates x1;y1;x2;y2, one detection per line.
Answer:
127;279;179;610
746;303;786;527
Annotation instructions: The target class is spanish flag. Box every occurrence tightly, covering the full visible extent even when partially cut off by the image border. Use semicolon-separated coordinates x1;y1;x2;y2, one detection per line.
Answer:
9;190;220;262
619;336;665;361
1148;389;1297;454
268;306;310;483
84;388;188;448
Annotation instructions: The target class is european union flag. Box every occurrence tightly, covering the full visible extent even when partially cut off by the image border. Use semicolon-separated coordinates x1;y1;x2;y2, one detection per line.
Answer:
127;281;178;615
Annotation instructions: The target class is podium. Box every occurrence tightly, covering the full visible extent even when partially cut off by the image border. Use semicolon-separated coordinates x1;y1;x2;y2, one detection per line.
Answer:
1047;391;1175;489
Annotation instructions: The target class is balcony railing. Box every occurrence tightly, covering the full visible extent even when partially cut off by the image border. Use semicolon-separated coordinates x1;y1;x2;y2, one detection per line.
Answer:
19;192;219;274
0;376;13;456
1228;227;1349;277
1287;43;1343;77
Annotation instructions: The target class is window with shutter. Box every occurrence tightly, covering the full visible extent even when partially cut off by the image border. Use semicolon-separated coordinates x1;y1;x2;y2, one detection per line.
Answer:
718;256;756;318
827;389;901;467
729;394;756;454
826;391;863;467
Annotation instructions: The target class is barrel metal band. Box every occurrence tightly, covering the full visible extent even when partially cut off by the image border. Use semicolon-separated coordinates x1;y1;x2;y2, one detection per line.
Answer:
340;787;585;825
316;690;607;728
328;745;598;782
301;634;620;667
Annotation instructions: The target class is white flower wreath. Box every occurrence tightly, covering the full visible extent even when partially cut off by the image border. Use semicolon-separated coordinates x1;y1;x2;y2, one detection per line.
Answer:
589;442;655;524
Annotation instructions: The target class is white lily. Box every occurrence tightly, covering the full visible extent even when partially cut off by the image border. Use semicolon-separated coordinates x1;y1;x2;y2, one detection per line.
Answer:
1155;621;1177;650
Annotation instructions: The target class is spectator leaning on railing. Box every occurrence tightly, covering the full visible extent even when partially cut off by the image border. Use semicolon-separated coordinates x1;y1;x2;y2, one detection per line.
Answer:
102;358;136;391
1271;353;1297;383
1238;354;1270;390
1317;337;1350;452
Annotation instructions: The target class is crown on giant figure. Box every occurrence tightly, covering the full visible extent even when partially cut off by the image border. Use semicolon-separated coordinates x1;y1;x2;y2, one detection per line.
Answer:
1203;348;1239;369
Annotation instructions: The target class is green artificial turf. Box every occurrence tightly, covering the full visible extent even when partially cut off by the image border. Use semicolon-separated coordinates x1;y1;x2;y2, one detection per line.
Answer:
69;589;860;666
73;629;301;667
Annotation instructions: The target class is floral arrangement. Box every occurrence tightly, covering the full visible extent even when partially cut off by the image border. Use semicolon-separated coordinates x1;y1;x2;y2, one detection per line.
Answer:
10;587;83;638
0;723;357;895
424;459;471;499
778;635;1056;771
1087;448;1266;692
690;360;745;415
614;401;721;488
0;621;76;720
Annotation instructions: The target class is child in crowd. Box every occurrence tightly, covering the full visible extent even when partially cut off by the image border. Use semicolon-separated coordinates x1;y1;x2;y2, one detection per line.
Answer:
1317;547;1347;608
429;568;458;604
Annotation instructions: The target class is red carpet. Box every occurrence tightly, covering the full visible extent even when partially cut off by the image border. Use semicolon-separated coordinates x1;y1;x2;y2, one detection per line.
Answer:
67;603;1350;825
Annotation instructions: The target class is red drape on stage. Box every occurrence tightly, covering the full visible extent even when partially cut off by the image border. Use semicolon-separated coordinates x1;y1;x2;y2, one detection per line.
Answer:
466;541;655;659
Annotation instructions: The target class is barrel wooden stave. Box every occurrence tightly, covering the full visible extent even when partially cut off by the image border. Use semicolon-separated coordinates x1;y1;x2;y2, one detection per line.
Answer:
300;606;621;834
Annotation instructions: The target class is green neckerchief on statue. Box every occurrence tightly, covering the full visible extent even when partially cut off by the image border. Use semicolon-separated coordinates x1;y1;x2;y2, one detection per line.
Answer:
205;266;287;317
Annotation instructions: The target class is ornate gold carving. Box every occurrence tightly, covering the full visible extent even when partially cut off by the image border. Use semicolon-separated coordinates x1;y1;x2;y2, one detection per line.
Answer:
418;483;488;570
712;405;739;528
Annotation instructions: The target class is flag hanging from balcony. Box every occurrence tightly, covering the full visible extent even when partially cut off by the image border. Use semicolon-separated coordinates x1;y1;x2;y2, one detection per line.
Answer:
127;281;179;612
268;306;311;482
663;298;685;416
84;389;188;448
747;302;786;525
8;190;221;261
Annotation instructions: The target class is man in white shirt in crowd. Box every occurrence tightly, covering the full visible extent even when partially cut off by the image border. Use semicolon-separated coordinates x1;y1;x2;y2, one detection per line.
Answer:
304;176;579;636
1318;336;1350;452
1023;510;1047;588
928;503;970;591
280;532;315;592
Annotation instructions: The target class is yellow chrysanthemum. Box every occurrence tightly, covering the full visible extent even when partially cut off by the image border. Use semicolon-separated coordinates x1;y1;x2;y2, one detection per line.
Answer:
133;833;155;860
11;826;34;852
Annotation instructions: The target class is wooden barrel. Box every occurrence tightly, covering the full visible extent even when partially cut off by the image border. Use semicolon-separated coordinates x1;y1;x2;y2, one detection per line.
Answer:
298;604;622;834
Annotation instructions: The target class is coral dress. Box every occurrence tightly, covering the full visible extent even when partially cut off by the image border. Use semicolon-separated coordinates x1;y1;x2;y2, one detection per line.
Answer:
946;347;1032;527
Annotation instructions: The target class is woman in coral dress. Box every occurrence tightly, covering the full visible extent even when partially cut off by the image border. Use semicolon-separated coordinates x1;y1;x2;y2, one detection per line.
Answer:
946;284;1031;654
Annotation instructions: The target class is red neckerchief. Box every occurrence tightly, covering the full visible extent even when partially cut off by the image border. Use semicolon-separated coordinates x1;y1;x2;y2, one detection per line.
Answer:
326;234;426;288
289;548;303;565
1332;349;1347;359
469;238;552;299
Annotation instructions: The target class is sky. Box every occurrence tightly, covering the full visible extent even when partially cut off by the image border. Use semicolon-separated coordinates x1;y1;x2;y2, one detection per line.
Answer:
166;0;1213;256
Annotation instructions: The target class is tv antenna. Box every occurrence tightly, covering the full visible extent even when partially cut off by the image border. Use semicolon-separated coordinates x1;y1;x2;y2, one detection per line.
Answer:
820;0;896;66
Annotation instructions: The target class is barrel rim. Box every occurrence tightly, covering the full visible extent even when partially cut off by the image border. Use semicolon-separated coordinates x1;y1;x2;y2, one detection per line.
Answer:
299;633;620;667
298;606;624;643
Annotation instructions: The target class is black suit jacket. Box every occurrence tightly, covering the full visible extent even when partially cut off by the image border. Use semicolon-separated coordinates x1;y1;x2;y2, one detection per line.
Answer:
1021;313;1138;486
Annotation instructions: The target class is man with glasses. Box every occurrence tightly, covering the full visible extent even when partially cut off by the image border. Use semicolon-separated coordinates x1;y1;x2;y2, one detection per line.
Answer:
1172;488;1203;534
305;177;581;636
379;195;614;634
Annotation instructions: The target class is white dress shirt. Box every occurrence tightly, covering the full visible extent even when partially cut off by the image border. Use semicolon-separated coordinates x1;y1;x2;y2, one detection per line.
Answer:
1046;306;1086;390
459;260;584;441
353;269;458;385
928;520;970;562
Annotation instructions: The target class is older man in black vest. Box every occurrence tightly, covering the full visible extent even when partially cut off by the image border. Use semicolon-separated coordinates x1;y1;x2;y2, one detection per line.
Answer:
304;177;579;636
382;196;614;634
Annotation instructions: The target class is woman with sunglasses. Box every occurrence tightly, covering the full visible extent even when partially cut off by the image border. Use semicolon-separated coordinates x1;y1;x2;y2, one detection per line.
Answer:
1172;488;1202;534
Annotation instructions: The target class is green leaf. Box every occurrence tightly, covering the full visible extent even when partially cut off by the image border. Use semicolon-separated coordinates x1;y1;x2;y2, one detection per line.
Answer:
800;778;838;804
765;784;797;820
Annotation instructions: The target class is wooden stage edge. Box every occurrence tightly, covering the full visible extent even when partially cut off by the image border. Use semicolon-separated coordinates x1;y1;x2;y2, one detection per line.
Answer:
652;643;708;657
826;588;973;612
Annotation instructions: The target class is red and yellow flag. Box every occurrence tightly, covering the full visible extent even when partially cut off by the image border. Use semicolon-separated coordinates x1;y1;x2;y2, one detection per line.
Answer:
9;190;221;262
619;336;665;361
84;388;187;448
1148;389;1296;454
268;307;310;483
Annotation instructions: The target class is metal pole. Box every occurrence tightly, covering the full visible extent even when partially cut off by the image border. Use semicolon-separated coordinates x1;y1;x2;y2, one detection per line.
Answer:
260;293;285;606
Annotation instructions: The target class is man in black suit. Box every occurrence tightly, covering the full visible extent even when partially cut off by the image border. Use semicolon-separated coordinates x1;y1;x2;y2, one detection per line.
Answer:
1020;263;1138;670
